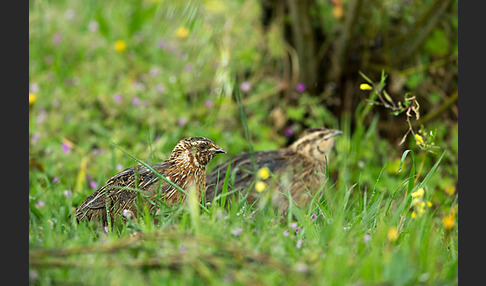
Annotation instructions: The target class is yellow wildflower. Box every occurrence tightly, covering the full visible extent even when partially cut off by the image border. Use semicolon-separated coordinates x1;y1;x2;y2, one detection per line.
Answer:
442;214;455;230
414;134;424;145
255;181;267;193
411;188;424;198
175;27;189;39
29;93;37;105
419;201;426;209
114;40;127;53
426;201;432;207
257;167;270;180
411;211;417;219
416;206;425;216
387;226;398;242
333;6;343;19
411;198;421;207
359;83;372;91
444;185;456;196
332;0;343;20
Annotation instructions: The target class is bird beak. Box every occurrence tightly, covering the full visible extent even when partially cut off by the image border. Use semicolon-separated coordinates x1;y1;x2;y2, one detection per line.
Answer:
333;130;343;136
211;148;226;154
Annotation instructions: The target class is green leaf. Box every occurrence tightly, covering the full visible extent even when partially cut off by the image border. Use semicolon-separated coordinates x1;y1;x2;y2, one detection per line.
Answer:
220;161;231;208
398;149;415;195
424;29;449;57
287;106;306;121
405;73;424;90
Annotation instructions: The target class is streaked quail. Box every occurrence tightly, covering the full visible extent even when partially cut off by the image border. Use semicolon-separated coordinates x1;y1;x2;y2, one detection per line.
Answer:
75;137;226;224
205;128;341;213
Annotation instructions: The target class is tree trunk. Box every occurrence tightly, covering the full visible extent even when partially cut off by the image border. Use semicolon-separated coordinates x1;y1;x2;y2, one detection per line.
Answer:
285;0;318;93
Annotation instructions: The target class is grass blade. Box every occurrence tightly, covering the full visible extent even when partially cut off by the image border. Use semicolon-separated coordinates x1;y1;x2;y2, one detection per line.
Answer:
112;142;210;214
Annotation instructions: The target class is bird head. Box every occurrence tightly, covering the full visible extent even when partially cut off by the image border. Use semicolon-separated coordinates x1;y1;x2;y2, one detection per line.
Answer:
289;127;342;163
170;137;226;169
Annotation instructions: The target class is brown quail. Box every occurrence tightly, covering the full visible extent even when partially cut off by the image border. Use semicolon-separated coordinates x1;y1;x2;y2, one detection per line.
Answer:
205;128;341;213
75;137;226;224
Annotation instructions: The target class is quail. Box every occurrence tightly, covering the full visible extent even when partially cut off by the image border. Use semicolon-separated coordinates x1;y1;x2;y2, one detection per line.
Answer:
75;137;226;224
205;128;341;213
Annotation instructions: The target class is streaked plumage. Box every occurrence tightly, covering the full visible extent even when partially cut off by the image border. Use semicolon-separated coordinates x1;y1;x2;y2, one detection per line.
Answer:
205;128;341;212
75;137;226;224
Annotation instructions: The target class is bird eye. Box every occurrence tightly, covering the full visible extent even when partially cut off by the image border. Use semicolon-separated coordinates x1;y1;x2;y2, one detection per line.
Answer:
199;143;207;149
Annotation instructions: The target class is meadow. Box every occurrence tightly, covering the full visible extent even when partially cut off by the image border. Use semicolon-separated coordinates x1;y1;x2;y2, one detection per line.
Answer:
29;0;458;285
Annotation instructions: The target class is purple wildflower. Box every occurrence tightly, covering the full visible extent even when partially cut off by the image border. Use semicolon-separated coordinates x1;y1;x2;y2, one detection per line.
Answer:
89;180;98;189
116;164;123;171
291;222;298;229
311;214;318;221
61;142;71;153
149;68;160;77
64;190;72;199
284;127;294;138
36;201;45;208
93;148;105;155
31;133;40;143
52;177;59;183
178;245;187;253
364;234;371;243
204;100;213;108
283;230;289;237
132;97;140;106
178;117;187;126
29;270;37;283
295;262;309;273
232;228;243;237
295;227;302;234
122;209;133;219
88;20;99;32
296;82;306;93
156;84;165;94
52;33;62;45
30;83;39;93
184;64;193;72
114;94;122;103
240;81;251;92
296;240;303;249
36;108;47;124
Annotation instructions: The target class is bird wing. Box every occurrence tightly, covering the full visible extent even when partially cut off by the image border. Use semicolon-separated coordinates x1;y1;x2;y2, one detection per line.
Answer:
75;162;171;219
206;150;291;200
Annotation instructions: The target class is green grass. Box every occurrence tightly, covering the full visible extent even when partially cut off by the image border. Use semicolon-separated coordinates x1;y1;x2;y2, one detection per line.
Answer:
29;0;458;285
29;141;458;285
